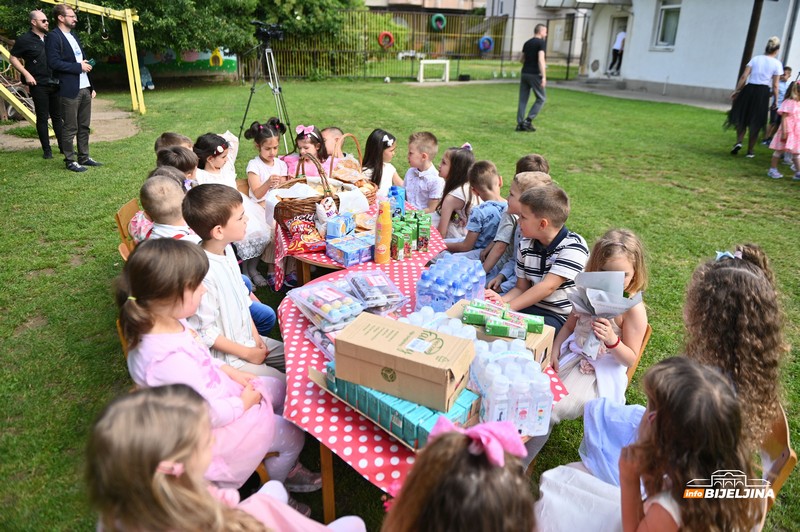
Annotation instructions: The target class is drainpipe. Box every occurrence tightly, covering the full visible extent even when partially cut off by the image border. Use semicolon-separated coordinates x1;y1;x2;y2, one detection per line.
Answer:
784;0;800;69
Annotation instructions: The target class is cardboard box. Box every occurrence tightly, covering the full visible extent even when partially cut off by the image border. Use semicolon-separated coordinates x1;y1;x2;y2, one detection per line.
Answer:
326;235;373;267
334;313;475;411
446;300;555;369
326;213;355;239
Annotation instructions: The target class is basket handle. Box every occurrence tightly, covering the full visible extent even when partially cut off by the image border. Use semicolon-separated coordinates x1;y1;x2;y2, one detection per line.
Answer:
329;132;364;177
296;154;333;197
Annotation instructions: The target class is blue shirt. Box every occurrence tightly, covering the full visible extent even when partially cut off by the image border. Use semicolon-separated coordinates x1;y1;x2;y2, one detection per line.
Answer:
466;200;507;250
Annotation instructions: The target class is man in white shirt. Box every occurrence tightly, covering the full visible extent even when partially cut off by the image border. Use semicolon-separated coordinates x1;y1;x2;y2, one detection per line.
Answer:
608;30;626;75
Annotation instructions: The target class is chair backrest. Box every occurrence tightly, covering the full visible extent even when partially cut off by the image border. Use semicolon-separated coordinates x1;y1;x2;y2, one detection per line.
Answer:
236;179;251;195
760;404;797;511
115;198;140;258
116;319;129;359
626;323;652;385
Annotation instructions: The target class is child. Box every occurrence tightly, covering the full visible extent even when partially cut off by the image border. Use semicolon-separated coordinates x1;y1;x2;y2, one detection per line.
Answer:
764;66;792;145
245;118;289;205
129;166;194;245
362;128;403;196
139;176;201;243
183;184;286;379
322;126;345;158
484;171;552;291
404;132;444;212
116;240;320;498
434;144;478;239
194;133;272;285
283;124;332;178
620;357;762;531
156;145;199;189
515;153;550;175
154;131;193;152
381;417;534;532
486;185;589;332
523;229;649;463
445;161;506;254
767;81;800;179
88;384;362;529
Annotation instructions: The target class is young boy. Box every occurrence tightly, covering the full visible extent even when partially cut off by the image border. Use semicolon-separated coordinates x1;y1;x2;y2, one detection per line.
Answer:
484;171;553;292
486;184;589;333
183;184;285;380
764;66;792;145
445;161;507;254
154;131;193;152
157;146;199;189
140;176;201;243
321;126;345;158
515;153;550;175
404;132;444;212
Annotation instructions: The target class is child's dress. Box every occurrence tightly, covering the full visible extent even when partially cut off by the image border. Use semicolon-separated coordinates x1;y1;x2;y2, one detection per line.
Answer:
769;99;800;153
195;132;271;260
363;161;397;197
246;156;289;203
282;154;338;178
552;314;627;423
127;322;280;488
128;210;153;244
441;183;482;240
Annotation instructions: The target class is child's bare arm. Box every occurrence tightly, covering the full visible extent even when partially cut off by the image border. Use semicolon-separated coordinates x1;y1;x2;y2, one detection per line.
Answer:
436;195;463;236
248;172;280;200
482;241;508;273
424;198;439;213
212;335;268;364
445;231;479;253
392;171;403;187
479;242;494;261
551;311;579;371
505;272;565;312
593;303;647;368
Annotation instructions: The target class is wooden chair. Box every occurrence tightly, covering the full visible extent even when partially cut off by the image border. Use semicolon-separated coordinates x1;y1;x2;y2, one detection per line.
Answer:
236;179;251;195
760;405;797;511
115;198;140;261
626;323;652;386
116;319;129;359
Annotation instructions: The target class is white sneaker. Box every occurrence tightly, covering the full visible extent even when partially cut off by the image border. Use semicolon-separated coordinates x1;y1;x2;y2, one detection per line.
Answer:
767;168;783;179
794;173;800;181
792;164;797;172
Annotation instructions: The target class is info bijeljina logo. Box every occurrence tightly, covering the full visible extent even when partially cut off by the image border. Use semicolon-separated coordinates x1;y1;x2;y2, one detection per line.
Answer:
683;470;774;499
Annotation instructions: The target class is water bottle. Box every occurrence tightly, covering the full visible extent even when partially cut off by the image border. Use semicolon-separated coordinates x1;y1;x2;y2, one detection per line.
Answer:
510;339;527;352
431;277;449;312
415;271;433;310
529;372;554;436
480;362;502;394
470;345;492;389
510;376;533;435
452;280;467;307
491;339;508;354
504;361;522;379
482;375;510;423
523;361;541;381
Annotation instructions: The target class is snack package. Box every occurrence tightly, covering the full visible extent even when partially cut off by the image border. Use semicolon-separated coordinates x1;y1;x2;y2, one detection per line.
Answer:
315;197;338;237
391;230;406;261
286;213;326;254
484;316;527;339
417;213;431;252
345;270;407;315
288;282;364;324
462;305;504;326
503;309;545;334
326;213;355;239
305;325;338;361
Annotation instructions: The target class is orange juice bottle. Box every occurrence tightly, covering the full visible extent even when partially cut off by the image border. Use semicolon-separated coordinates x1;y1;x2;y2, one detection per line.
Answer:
374;199;392;264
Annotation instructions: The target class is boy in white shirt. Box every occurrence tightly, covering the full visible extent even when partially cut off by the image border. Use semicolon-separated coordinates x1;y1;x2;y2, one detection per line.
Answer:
404;131;444;212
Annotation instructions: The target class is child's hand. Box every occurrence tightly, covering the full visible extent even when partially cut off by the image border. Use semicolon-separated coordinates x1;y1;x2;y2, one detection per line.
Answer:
247;344;268;364
241;382;262;410
479;244;493;262
592;317;618;347
484;289;503;305
486;275;505;292
229;367;256;388
619;446;643;484
552;354;560;372
268;174;281;189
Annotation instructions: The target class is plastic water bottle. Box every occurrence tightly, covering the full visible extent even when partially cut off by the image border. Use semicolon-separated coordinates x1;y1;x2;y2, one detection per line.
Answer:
470;343;492;389
529;372;554;436
523;361;541;380
504;361;522;379
415;271;433;310
451;281;467;307
510;339;527;352
419;305;435;322
480;362;502;394
482;375;510;423
510;376;533;435
491;339;508;354
431;277;449;312
407;312;424;327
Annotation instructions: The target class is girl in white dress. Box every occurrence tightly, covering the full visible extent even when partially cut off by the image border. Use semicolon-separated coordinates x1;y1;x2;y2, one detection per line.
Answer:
434;144;479;240
362;128;403;196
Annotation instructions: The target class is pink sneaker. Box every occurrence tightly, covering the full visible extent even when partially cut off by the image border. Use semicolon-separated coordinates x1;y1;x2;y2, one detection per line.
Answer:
288;496;312;517
284;463;322;493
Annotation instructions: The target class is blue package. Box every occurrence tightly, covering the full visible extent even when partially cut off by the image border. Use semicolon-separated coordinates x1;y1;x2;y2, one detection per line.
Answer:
388;186;406;217
403;405;435;448
417;413;442;448
389;400;417;439
325;362;338;395
455;389;481;422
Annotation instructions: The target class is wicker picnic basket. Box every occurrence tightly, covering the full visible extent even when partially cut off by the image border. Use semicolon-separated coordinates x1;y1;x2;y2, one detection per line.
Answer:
273;133;376;227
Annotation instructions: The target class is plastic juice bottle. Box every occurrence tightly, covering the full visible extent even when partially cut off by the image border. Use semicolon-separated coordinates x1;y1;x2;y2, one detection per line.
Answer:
374;199;392;264
510;376;532;435
482;375;510;423
530;372;554;436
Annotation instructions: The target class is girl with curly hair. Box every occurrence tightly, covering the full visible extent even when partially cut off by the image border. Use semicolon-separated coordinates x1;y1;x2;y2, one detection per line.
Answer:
620;357;763;531
684;243;786;450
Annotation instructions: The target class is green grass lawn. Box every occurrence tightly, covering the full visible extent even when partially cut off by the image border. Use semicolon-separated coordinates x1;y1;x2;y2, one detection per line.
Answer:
0;81;797;530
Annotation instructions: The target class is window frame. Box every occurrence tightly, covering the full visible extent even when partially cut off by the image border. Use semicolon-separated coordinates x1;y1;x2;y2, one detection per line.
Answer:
653;0;681;50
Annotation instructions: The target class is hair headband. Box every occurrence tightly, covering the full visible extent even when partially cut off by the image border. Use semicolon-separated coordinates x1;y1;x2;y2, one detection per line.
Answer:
382;134;394;147
428;417;525;467
295;124;320;141
460;142;472;151
212;144;225;156
156;460;184;477
715;250;742;261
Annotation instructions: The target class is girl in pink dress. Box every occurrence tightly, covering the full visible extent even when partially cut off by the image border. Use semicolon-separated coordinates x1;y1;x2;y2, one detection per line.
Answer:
87;384;365;531
767;81;800;179
283;124;338;177
117;239;321;510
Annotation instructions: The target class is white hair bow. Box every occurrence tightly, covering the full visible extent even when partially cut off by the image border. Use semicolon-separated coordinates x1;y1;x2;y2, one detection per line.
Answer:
382;135;394;146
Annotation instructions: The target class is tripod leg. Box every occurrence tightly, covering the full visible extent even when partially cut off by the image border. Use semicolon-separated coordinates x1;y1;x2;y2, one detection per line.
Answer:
265;48;293;153
238;46;264;139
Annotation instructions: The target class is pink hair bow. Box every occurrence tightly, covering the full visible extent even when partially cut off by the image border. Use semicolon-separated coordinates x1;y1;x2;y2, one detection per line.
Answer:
156;460;185;477
428;416;525;467
295;124;318;139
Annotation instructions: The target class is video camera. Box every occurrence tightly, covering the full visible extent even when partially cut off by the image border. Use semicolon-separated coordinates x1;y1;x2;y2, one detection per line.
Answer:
251;21;285;45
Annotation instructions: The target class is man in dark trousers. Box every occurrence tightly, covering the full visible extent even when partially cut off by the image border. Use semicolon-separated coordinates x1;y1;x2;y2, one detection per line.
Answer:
9;10;63;159
517;24;548;132
45;3;102;172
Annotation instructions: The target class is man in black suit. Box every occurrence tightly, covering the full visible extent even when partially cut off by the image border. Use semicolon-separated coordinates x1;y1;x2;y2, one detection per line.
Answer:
45;4;102;172
9;10;63;159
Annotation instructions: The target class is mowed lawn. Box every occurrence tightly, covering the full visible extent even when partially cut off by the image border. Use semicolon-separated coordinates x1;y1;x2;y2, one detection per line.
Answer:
0;80;797;530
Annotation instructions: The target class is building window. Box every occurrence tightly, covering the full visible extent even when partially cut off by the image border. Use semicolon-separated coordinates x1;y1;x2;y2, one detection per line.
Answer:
564;14;574;41
654;0;680;48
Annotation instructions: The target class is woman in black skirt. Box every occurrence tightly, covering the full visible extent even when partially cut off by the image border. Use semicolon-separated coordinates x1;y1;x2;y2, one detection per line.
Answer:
726;37;783;157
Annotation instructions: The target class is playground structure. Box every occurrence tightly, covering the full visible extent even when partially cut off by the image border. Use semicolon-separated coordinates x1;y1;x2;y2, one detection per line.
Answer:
0;0;145;132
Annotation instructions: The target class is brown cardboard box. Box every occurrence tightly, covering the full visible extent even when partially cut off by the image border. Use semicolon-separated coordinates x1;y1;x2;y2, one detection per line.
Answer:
334;313;475;411
446;300;556;368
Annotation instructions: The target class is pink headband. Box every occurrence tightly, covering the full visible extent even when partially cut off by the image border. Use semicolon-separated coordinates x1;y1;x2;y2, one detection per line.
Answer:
428;416;525;467
295;124;319;140
156;460;184;477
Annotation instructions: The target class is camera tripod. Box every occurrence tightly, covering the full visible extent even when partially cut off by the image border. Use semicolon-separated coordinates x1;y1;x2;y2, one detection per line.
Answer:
238;42;293;153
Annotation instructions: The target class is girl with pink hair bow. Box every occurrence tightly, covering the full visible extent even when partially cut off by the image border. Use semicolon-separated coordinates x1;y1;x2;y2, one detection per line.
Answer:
282;124;336;177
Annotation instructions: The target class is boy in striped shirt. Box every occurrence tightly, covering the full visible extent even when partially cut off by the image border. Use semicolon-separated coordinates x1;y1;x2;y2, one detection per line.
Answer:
486;184;588;333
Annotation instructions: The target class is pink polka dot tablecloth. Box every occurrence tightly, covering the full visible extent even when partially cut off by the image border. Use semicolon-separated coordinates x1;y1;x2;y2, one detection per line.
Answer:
278;263;568;493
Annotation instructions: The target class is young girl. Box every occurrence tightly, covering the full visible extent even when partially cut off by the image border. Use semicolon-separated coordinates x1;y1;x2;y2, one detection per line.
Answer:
523;228;649;463
433;144;479;240
767;81;800;179
381;417;534;532
194;132;272;285
684;243;786;451
87;384;365;531
117;239;321;499
620;357;762;531
282;124;333;178
362;128;403;196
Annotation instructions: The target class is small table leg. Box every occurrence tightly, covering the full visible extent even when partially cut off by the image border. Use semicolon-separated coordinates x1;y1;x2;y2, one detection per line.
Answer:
320;444;336;523
300;260;312;286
